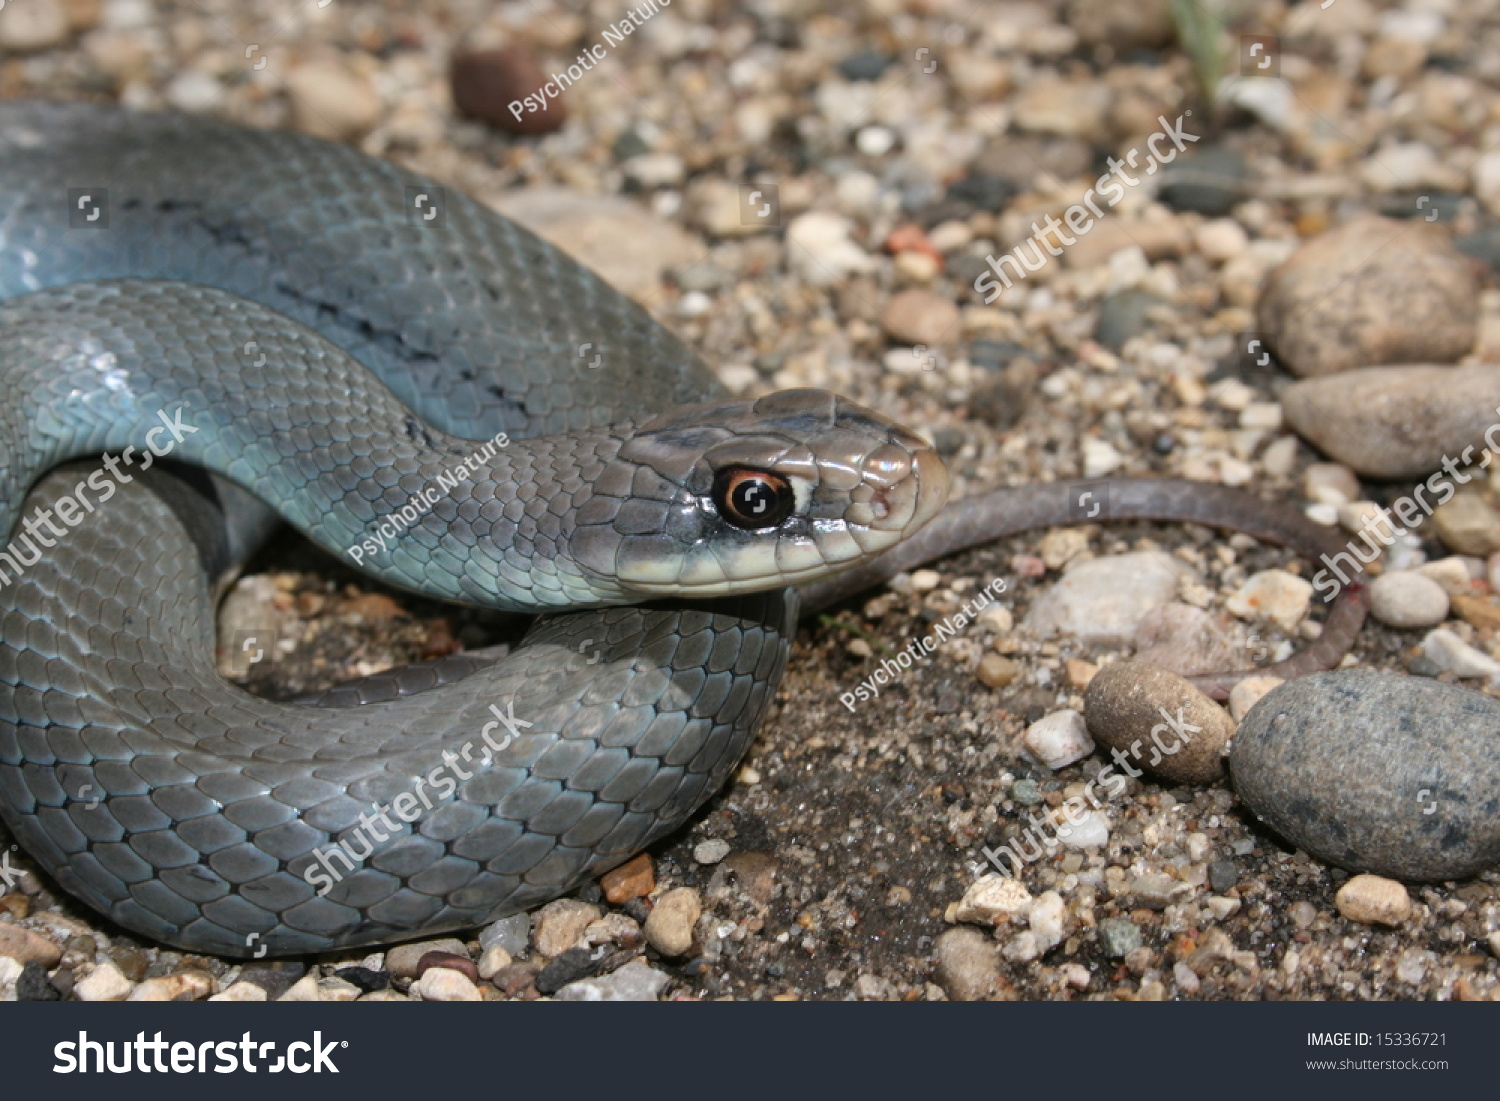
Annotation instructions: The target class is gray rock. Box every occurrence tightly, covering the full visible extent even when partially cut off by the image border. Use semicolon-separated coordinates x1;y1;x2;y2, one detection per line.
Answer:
1095;290;1170;351
1231;670;1500;881
1257;216;1477;377
555;960;670;1001
1207;859;1239;894
1025;552;1191;646
1281;364;1500;479
1158;146;1248;216
1096;917;1143;958
1009;778;1043;806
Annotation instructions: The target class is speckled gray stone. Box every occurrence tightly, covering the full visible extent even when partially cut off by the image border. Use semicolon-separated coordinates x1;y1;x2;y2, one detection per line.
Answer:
1231;670;1500;881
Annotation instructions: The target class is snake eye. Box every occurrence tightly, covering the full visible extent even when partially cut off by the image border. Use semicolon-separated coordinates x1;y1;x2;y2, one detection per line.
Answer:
712;468;795;530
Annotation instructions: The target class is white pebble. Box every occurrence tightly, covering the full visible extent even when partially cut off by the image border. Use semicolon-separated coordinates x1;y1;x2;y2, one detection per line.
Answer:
1082;438;1123;478
954;875;1032;925
1022;709;1094;770
1227;676;1284;722
693;838;731;864
74;960;134;1002
411;967;483;1001
1421;628;1500;678
1369;572;1450;629
1226;570;1312;631
1060;808;1110;849
1415;557;1477;595
855;125;897;157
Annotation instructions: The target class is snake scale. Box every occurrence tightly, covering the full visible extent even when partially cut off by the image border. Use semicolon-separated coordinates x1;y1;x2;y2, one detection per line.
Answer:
0;102;1368;958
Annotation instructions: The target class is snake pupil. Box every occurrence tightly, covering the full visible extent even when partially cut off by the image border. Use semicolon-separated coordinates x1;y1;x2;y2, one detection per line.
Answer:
713;468;794;530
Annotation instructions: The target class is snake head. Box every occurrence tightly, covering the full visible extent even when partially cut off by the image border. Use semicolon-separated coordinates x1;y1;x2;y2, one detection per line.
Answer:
571;389;948;597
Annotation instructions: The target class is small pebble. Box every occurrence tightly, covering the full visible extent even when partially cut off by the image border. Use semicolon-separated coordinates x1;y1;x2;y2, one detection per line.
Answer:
556;959;670;1002
477;945;513;980
694;839;731;865
74;960;134;1002
451;47;567;135
1226;569;1313;631
1228;676;1284;722
934;927;1003;1001
1419;628;1500;678
411;967;483;1002
1304;462;1361;506
1369;572;1450;629
0;926;62;967
644;887;700;957
284;61;382;142
1096;917;1143;958
127;971;214;1002
1022;709;1094;770
977;652;1019;688
386;938;468;979
479;913;532;956
881;289;960;348
1433;493;1500;557
1335;875;1413;926
953;875;1032;926
533;900;602;958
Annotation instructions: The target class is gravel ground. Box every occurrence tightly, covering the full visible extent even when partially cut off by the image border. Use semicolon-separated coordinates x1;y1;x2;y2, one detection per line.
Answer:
1;0;1499;1001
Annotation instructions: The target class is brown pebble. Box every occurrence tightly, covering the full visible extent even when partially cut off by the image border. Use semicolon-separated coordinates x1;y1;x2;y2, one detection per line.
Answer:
0;892;30;919
1451;593;1500;631
451;47;567;135
1065;658;1098;688
1083;662;1234;784
601;853;655;905
109;947;150;982
342;592;407;620
0;925;62;967
491;961;543;998
977;652;1019;688
414;950;479;983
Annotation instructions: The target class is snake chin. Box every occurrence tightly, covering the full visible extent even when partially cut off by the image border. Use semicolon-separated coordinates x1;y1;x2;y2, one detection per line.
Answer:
572;388;948;597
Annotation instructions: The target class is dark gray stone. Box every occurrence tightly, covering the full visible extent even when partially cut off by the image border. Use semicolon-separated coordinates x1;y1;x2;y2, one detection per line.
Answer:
1207;859;1238;895
1231;670;1500;881
1095;290;1170;352
837;51;893;81
1159;147;1247;216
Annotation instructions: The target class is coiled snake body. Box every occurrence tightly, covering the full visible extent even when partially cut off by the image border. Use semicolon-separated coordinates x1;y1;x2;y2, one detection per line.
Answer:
0;104;1367;957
